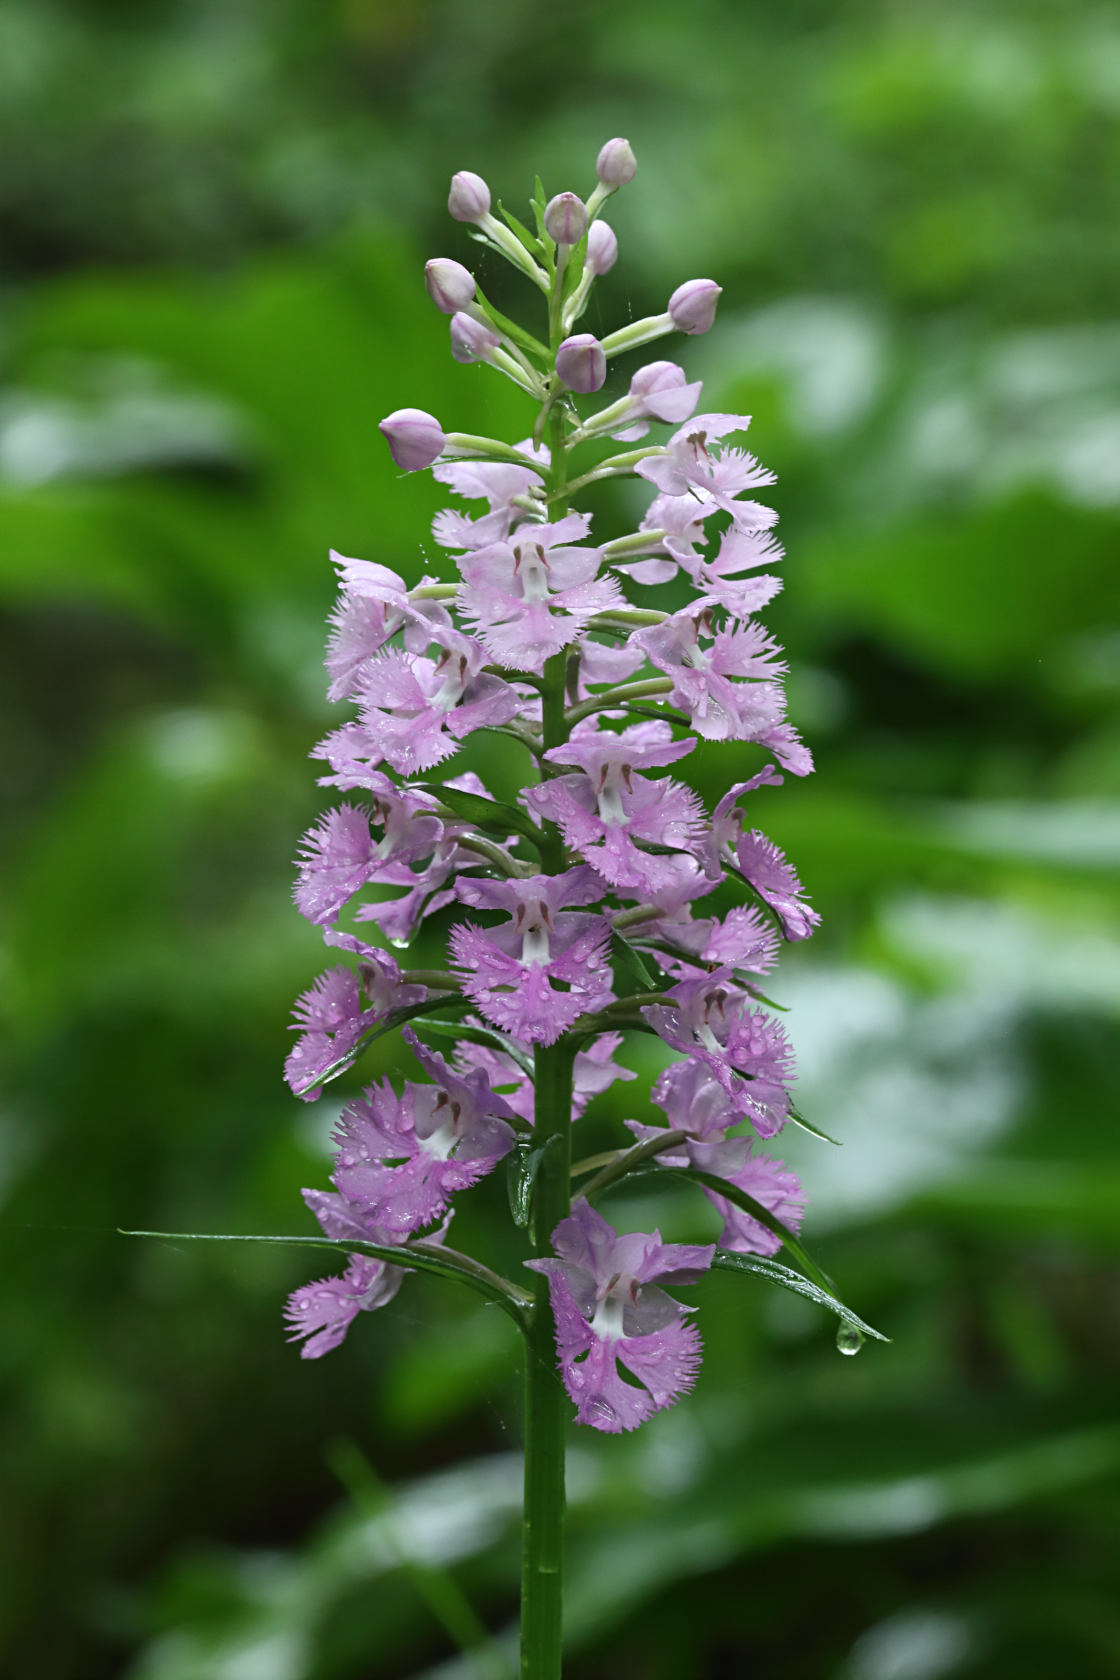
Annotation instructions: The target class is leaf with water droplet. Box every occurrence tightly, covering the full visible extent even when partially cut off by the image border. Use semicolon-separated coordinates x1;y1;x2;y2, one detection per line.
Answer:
711;1249;890;1344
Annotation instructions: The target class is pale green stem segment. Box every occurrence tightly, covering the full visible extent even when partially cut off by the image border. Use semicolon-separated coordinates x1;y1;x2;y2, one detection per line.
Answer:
519;374;575;1680
565;676;673;727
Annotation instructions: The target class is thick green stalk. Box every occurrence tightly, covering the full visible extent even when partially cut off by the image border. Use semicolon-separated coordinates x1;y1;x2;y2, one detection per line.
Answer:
520;393;574;1680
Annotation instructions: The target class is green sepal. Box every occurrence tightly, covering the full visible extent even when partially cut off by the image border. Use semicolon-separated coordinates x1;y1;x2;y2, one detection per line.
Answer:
711;1249;889;1343
416;782;543;847
472;283;551;366
294;996;471;1099
119;1229;532;1327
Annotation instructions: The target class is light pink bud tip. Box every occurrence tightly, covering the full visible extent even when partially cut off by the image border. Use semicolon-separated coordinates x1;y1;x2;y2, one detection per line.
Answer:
556;333;607;394
379;408;446;472
596;137;637;187
448;170;491;223
544;191;588;246
668;278;722;335
425;258;476;314
450;311;500;365
587;220;618;276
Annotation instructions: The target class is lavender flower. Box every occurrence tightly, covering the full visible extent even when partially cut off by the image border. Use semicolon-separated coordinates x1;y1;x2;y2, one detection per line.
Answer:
330;1031;516;1233
525;1204;713;1432
450;869;615;1044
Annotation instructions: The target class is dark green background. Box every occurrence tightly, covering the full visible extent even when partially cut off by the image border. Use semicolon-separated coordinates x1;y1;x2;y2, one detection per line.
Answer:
2;2;1119;1676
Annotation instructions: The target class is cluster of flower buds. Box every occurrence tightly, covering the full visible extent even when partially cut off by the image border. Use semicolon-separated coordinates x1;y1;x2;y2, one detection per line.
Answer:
284;140;821;1433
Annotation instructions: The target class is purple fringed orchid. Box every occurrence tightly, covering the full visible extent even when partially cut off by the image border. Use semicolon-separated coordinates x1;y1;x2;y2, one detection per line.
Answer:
637;414;779;531
633;605;788;742
449;868;615;1043
456;513;623;673
280;139;838;1458
285;1254;404;1358
525;1203;714;1432
526;721;703;896
330;1030;517;1233
314;625;522;779
284;941;426;1100
644;968;795;1138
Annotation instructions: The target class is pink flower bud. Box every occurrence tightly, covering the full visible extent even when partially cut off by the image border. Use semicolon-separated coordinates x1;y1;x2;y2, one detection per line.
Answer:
587;220;618;276
596;138;637;187
544;192;588;246
378;408;446;471
425;258;476;314
556;334;607;394
668;278;722;335
449;311;500;365
448;170;491;223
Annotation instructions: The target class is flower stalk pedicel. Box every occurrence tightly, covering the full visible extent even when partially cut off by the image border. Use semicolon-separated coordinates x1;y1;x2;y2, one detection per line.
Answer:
270;141;888;1678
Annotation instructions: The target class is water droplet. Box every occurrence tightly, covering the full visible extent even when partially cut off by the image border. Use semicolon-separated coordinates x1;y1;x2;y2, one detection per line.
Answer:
389;937;410;950
836;1323;864;1356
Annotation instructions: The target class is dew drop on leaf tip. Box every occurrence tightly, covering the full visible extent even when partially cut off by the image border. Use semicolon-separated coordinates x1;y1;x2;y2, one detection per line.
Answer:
836;1324;864;1356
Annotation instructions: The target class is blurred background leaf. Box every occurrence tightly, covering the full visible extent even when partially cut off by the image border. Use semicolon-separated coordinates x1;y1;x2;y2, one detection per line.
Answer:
1;1;1118;1676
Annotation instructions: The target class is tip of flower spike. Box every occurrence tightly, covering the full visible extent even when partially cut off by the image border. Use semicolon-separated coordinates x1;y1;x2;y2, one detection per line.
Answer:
596;137;637;187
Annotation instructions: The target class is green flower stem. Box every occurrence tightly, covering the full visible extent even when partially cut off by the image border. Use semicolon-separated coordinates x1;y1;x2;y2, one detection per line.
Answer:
520;384;574;1680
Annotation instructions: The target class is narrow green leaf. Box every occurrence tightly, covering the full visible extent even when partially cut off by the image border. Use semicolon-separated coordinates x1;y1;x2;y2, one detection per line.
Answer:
497;201;544;258
560;232;589;304
414;1015;535;1081
789;1105;842;1146
473;283;551;365
625;1163;837;1293
120;1229;532;1325
712;1249;890;1343
416;782;542;846
295;996;471;1098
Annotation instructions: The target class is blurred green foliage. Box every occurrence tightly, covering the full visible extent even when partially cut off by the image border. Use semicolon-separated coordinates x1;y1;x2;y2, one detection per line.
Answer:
1;2;1118;1677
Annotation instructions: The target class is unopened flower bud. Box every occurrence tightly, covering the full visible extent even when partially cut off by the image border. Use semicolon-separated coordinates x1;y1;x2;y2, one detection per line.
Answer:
379;408;446;471
448;170;491;223
544;192;588;247
587;220;618;276
596;137;637;187
450;311;500;365
668;278;722;335
425;258;476;314
556;333;607;394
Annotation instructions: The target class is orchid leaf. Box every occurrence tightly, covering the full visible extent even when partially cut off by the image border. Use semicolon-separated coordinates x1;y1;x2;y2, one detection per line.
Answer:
473;284;551;365
413;1015;536;1081
416;782;542;846
497;201;544;259
119;1229;532;1326
789;1105;842;1146
712;1249;889;1343
626;1162;837;1293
